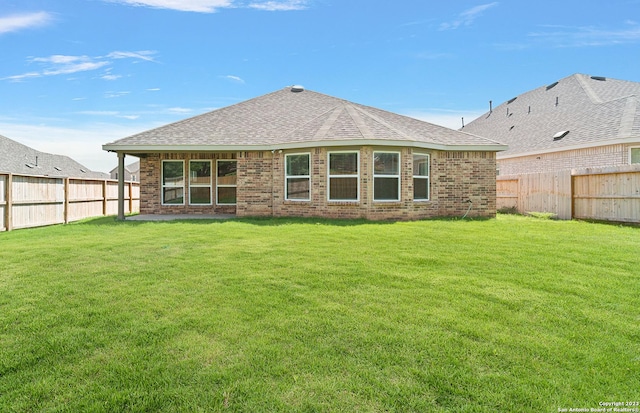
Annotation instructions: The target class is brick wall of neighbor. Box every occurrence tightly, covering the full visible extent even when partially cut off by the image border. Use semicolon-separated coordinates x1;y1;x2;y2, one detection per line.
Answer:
498;143;635;175
140;147;497;220
139;152;236;215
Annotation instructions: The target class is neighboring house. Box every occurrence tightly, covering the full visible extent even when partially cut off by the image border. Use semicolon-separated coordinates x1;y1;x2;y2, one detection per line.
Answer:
462;73;640;175
0;134;108;179
103;86;506;220
110;160;140;182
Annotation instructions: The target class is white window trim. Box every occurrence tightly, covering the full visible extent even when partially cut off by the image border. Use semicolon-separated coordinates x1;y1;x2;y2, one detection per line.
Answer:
216;159;237;206
285;152;311;201
373;151;401;202
630;146;640;164
327;150;360;202
161;160;185;206
188;160;213;205
413;153;430;202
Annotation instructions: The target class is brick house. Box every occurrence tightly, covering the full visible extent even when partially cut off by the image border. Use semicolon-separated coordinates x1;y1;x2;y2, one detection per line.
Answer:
462;74;640;175
103;86;506;220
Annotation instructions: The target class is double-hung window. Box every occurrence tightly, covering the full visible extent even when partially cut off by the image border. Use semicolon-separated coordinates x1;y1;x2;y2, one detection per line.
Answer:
285;153;310;201
217;160;237;205
413;153;430;201
373;151;400;201
631;147;640;164
328;151;359;201
189;160;212;205
162;160;185;205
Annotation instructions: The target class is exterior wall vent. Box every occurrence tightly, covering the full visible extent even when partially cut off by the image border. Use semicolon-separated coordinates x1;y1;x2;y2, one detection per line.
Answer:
553;130;570;141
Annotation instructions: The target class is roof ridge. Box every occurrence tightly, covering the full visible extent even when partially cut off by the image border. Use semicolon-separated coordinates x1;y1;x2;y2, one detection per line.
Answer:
618;95;638;139
350;105;413;140
574;73;603;104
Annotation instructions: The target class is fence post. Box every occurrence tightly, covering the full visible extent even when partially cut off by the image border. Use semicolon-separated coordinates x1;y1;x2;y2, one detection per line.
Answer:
102;180;108;216
63;177;70;224
5;174;12;231
117;152;125;220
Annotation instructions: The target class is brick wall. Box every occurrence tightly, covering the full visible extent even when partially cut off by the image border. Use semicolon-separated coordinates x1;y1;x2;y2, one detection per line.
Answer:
139;153;236;215
139;147;497;220
498;143;636;175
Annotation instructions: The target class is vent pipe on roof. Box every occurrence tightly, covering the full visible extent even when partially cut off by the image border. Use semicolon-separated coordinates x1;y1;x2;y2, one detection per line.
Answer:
528;105;531;114
35;156;38;167
489;100;493;113
555;96;559;107
461;117;465;128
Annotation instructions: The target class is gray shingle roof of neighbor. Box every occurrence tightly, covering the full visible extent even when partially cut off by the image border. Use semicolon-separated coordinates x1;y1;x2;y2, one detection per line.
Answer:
0;134;108;178
461;73;640;158
103;87;507;153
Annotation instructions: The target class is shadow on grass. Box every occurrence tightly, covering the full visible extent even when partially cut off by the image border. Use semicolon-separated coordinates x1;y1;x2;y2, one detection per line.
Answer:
77;214;493;228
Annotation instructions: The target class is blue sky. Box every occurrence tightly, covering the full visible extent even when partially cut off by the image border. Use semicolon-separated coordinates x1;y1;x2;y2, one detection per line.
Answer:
2;0;640;172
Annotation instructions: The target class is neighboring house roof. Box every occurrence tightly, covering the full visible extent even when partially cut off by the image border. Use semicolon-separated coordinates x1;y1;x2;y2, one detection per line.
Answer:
462;73;640;159
109;160;140;179
103;87;506;153
0;134;108;178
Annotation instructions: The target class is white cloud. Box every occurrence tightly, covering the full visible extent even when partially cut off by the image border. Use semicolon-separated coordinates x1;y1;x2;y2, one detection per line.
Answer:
248;0;308;11
528;22;640;47
3;51;157;82
104;91;131;98
0;11;53;35
107;0;233;12
167;107;193;114
146;88;161;91
440;2;498;31
222;75;245;83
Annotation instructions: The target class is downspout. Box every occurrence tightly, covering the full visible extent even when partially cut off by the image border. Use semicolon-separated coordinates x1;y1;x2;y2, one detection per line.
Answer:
117;152;126;220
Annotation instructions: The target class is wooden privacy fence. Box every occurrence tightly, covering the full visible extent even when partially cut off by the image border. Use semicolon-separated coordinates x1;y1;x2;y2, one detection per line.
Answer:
0;173;140;231
497;165;640;223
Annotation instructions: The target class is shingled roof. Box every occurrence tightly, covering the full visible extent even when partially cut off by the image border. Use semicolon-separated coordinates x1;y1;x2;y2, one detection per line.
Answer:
0;134;108;178
462;74;640;158
103;87;506;153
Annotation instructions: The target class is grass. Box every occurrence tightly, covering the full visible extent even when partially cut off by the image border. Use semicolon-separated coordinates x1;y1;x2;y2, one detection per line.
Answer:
0;215;638;412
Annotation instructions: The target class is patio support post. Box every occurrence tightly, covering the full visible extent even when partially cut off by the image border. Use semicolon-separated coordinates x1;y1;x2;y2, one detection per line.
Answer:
117;152;126;220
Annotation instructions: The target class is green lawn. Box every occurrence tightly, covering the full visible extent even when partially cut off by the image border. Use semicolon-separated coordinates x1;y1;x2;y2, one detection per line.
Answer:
0;215;638;412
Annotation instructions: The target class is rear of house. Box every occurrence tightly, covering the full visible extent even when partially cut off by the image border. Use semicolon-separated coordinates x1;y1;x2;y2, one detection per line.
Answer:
104;87;506;220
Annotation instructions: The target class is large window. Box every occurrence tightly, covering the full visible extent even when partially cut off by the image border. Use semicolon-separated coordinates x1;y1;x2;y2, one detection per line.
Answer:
285;153;310;201
631;147;640;164
413;153;430;201
373;151;400;201
328;151;359;201
189;160;212;205
217;160;237;205
162;160;184;205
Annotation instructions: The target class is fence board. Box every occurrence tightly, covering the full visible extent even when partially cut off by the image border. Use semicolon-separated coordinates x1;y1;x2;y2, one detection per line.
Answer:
0;172;139;231
498;166;640;222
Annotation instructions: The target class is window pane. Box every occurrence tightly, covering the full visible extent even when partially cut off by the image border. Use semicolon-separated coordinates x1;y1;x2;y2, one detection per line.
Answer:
287;178;310;200
632;148;640;164
330;177;358;200
330;153;358;175
414;177;429;200
218;161;237;185
374;153;399;175
190;187;211;204
190;161;211;185
286;154;310;176
413;154;429;177
162;161;184;186
163;187;184;204
374;177;399;200
218;187;237;204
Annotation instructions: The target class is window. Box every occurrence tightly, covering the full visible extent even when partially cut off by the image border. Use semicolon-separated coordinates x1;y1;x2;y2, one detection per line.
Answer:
328;151;359;201
189;160;212;205
217;160;237;205
162;160;184;205
631;147;640;164
285;153;310;201
373;151;400;201
413;153;430;201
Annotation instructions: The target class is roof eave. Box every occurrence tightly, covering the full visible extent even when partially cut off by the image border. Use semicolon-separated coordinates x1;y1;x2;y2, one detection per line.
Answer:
497;136;640;159
103;139;508;154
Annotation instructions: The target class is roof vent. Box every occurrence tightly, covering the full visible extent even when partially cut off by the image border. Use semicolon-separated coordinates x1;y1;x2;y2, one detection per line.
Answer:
507;97;517;104
54;166;62;171
290;85;305;93
546;81;559;90
590;76;606;81
553;130;570;141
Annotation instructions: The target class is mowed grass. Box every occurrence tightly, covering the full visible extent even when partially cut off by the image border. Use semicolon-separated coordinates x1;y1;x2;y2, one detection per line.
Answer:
0;215;638;412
